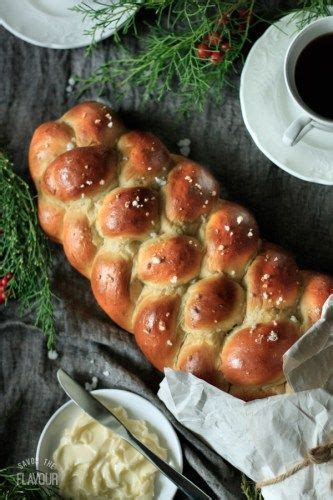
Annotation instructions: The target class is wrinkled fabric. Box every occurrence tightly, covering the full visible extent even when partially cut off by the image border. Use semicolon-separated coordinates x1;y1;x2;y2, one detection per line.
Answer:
0;2;332;498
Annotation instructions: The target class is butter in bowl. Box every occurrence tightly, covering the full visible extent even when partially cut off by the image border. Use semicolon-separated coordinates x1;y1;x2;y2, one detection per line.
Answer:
36;387;183;499
54;406;167;499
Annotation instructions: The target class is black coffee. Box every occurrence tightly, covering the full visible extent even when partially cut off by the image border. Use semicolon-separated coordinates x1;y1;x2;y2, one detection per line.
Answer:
295;33;333;119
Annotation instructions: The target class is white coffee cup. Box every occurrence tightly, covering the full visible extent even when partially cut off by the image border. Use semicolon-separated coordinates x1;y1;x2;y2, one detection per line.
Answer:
283;16;333;147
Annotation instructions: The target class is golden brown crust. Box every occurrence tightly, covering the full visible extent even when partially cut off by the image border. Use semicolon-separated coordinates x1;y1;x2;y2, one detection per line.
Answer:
229;383;286;401
29;121;74;184
205;201;260;279
176;339;227;389
37;198;65;243
63;212;97;278
30;101;333;401
300;271;333;330
221;321;300;387
137;235;202;286
98;187;159;239
91;253;135;331
41;147;117;201
118;131;173;186
183;275;244;333
62;101;125;147
245;243;300;313
165;160;219;223
134;294;182;370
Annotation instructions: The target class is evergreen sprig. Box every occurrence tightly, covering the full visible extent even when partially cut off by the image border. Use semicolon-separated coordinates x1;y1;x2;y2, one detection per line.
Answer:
74;0;331;112
0;152;56;349
292;0;331;29
74;0;255;112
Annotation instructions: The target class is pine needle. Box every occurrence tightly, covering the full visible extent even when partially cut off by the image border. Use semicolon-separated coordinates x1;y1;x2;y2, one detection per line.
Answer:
0;152;56;349
291;0;331;29
241;474;263;500
73;0;330;113
74;0;255;113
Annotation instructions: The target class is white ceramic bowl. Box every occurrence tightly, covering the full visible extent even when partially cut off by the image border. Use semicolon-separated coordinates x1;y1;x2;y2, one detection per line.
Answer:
0;0;136;49
36;388;183;500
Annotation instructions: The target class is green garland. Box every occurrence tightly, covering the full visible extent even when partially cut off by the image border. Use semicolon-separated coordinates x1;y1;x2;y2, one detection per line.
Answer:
75;0;256;112
0;152;56;350
74;0;332;112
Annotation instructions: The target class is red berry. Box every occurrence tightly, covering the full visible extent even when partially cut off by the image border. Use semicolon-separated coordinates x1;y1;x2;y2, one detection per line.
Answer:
210;51;224;64
221;41;231;52
6;272;13;281
0;292;6;303
196;43;211;59
238;8;250;19
0;277;7;287
205;32;222;47
237;7;252;29
218;13;230;26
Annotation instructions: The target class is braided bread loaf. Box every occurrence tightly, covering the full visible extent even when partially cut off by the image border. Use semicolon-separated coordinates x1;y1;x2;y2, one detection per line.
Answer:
29;101;333;400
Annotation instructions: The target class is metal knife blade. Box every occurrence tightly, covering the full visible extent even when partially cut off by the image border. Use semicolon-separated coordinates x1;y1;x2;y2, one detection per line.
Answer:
57;369;211;500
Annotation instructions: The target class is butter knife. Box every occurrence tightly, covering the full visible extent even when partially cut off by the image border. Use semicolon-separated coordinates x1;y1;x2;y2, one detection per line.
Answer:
57;369;212;500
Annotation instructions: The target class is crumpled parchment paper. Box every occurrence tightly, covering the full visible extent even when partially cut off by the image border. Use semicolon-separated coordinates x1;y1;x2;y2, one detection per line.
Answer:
158;296;333;499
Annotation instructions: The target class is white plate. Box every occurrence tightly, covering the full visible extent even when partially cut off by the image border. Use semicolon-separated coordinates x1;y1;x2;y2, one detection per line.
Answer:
0;0;136;49
240;13;333;185
36;388;183;500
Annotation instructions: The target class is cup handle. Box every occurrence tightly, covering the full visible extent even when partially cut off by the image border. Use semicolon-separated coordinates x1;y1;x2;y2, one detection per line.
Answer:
282;116;313;146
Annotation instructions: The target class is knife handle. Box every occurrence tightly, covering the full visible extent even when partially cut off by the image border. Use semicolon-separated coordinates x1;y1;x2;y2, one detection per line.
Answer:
128;432;212;500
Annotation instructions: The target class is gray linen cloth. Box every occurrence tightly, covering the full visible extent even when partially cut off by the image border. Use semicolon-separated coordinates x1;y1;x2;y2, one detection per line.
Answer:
0;2;332;497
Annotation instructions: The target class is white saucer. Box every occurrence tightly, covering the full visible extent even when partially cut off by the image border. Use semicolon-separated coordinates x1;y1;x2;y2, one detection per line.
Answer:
240;13;333;185
36;388;183;500
0;0;136;49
